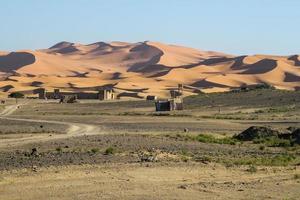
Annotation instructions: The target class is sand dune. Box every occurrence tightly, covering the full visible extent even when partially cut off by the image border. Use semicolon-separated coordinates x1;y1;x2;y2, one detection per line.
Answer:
0;41;299;98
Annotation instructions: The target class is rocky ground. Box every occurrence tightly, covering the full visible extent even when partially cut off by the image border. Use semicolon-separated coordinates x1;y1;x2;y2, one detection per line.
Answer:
1;89;300;199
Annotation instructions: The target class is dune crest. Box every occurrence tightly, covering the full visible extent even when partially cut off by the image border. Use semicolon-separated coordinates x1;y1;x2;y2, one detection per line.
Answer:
0;41;299;98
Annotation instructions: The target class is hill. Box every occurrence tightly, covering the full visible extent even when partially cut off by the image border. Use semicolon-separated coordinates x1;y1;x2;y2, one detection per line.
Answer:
0;41;299;98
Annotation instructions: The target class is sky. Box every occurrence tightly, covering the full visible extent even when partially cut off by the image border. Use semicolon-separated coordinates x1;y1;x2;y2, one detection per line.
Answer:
1;0;300;55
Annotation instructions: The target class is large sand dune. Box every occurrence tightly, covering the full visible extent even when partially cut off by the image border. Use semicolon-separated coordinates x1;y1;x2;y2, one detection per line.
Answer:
0;41;299;98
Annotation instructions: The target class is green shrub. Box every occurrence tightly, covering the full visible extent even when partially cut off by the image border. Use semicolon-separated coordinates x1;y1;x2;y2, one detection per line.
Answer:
90;148;99;154
294;174;300;180
253;137;292;147
196;134;237;145
104;147;116;155
247;165;258;173
222;154;297;167
8;92;24;98
259;145;265;151
55;147;62;152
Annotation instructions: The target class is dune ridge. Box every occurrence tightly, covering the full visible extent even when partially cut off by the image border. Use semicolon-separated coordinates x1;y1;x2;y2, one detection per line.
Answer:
0;41;299;98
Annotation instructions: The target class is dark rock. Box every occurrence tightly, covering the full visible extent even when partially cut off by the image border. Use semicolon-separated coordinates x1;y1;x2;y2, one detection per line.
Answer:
287;127;299;133
31;148;38;156
234;126;280;141
32;165;38;172
178;185;188;189
139;153;157;162
291;129;300;144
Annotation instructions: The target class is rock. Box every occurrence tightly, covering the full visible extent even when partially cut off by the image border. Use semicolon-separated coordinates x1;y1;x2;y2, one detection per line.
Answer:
234;126;280;141
291;129;300;144
31;148;38;156
287;127;299;133
178;185;188;189
139;153;157;162
32;165;38;172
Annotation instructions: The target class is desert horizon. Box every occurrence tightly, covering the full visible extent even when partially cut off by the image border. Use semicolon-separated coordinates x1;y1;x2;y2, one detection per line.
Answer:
1;1;300;200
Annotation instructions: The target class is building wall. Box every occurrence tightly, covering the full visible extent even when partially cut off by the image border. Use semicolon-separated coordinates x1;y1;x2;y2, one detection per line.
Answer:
38;88;115;100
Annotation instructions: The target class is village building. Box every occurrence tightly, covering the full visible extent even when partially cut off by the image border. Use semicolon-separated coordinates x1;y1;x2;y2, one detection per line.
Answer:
146;95;157;101
37;88;115;100
155;84;184;111
155;98;183;111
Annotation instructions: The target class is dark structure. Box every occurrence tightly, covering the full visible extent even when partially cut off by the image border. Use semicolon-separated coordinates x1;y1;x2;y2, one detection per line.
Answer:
155;84;184;111
155;98;183;111
146;95;157;101
170;84;184;98
59;95;77;103
155;100;171;111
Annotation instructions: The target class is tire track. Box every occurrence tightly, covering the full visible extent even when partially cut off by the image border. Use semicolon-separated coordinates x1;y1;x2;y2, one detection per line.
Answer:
0;101;101;148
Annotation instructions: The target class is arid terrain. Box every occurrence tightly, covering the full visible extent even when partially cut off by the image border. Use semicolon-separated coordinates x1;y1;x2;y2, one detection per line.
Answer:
0;88;300;200
0;41;300;98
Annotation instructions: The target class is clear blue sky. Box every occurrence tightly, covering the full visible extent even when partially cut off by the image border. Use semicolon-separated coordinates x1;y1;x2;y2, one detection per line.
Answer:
1;0;299;55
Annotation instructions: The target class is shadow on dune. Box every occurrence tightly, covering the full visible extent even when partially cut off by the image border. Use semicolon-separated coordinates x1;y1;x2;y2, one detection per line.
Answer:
191;79;228;89
127;43;164;73
181;56;235;69
59;83;117;91
180;56;277;76
284;72;300;82
4;76;18;82
30;81;43;87
111;72;123;80
89;42;128;53
0;84;14;92
0;52;35;73
115;87;148;93
117;92;143;99
55;46;79;54
288;55;300;66
50;41;74;49
147;67;171;78
68;71;89;78
49;42;80;54
231;58;277;74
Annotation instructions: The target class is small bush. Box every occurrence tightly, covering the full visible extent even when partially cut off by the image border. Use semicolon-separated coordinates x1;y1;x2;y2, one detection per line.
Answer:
253;137;292;147
55;147;62;153
196;134;237;145
270;154;296;166
181;156;189;162
8;92;24;98
180;149;190;156
259;145;265;151
247;165;258;173
104;147;116;155
222;153;298;167
294;174;300;180
90;148;99;154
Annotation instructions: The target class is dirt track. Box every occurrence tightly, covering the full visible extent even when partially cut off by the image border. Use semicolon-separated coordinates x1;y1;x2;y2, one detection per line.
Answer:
0;101;101;149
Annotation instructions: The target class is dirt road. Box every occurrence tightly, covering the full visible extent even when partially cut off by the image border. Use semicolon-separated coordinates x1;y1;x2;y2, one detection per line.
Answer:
0;101;101;149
